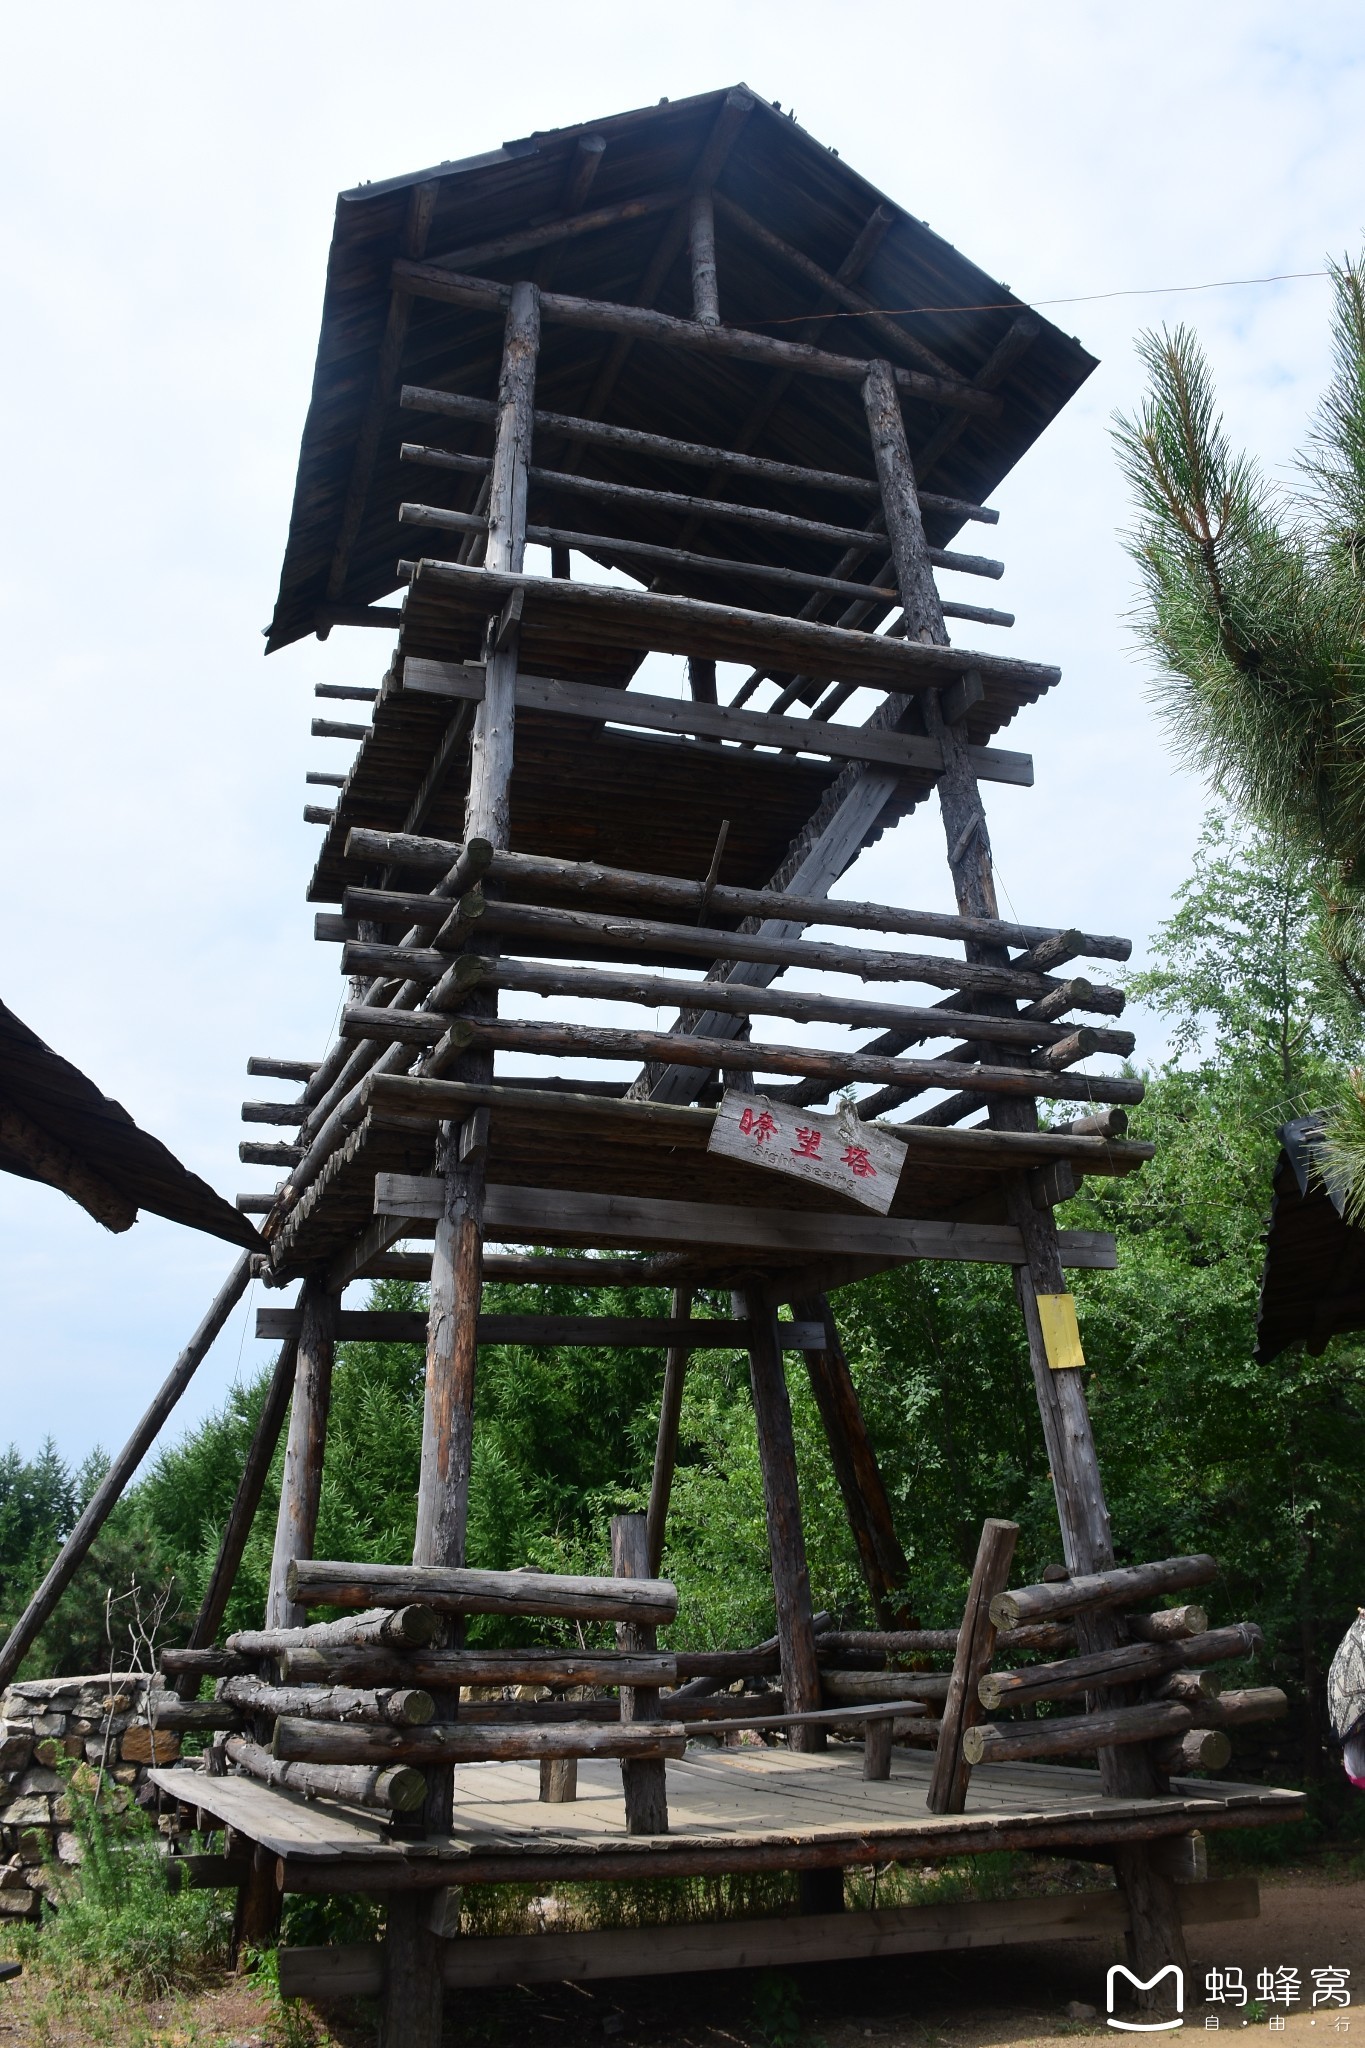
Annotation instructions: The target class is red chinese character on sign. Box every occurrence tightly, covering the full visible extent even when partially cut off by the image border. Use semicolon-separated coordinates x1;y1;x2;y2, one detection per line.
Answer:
791;1127;822;1159
739;1106;778;1144
841;1144;877;1178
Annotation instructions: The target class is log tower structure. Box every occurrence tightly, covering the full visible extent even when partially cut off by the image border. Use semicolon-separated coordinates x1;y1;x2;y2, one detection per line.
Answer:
130;89;1296;2038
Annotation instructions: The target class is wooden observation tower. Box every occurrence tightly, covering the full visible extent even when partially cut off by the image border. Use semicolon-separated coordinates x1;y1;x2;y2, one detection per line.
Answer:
132;87;1296;2037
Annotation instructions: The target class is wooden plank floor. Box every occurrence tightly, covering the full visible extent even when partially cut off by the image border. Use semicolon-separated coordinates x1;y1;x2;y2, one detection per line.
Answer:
152;1745;1304;1888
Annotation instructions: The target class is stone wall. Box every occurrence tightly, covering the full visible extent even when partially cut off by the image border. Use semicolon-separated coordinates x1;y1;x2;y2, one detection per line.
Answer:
0;1673;182;1923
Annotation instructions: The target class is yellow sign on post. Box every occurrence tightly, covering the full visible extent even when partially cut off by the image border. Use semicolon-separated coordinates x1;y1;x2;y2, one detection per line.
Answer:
1036;1292;1086;1372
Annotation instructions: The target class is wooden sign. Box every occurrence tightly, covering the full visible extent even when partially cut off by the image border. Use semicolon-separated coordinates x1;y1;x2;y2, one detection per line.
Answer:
1036;1293;1086;1372
707;1091;907;1214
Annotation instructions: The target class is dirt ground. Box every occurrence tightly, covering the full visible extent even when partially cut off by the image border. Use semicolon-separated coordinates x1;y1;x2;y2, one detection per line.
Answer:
0;1870;1360;2048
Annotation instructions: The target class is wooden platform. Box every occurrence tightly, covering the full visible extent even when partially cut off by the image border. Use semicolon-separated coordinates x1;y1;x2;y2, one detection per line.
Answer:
150;1744;1303;1892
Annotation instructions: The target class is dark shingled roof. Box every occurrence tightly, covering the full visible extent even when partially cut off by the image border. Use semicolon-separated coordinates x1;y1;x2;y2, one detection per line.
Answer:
0;999;261;1249
1255;1115;1365;1362
266;83;1096;654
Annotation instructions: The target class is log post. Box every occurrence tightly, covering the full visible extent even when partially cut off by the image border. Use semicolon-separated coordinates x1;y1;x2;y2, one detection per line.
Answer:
413;281;540;1850
611;1513;669;1834
180;1334;299;1693
737;1289;822;1750
864;352;1186;1980
927;1517;1019;1813
265;1284;336;1631
646;1287;693;1576
231;1841;282;1965
795;1294;909;1623
688;191;720;326
381;1892;444;2047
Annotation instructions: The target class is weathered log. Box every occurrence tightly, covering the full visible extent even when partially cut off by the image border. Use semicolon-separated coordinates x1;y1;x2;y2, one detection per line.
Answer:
822;1671;948;1704
407;955;1096;1060
989;1556;1218;1631
820;1624;1075;1658
742;1291;822;1749
1189;1687;1288;1728
220;1677;435;1725
342;904;1110;1006
863;1718;894;1781
277;1647;677;1689
1155;1671;1223;1705
1151;1729;1233;1774
391;656;1027;777
646;1289;692;1578
978;1627;1262;1712
149;1693;242;1731
225;1734;425;1813
393;259;1002;412
180;1334;300;1690
160;1648;255;1679
697;1698;925;1737
928;1518;1019;1814
247;1057;318;1082
798;1295;909;1622
613;1513;669;1834
403;484;1003;578
355;1073;1152;1177
400;383;998;523
396;1009;1143;1109
286;1558;678;1627
266;1283;336;1630
227;1606;442;1655
270;1716;688;1765
1125;1606;1209;1642
342;833;1131;966
963;1700;1194;1767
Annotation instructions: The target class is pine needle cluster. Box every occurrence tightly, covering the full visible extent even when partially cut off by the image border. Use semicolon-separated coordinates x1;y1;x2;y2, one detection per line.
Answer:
1114;256;1365;1194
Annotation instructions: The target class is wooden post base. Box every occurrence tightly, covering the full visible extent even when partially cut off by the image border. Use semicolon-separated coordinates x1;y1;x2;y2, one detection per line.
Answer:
231;1842;282;1964
1112;1843;1190;2012
863;1718;893;1781
382;1892;445;2048
540;1757;578;1802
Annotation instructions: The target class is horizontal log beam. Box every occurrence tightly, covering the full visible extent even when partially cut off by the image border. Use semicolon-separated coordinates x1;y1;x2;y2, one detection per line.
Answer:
373;1177;1119;1270
275;1877;1260;1996
400;482;1004;579
354;1073;1153;1177
271;1715;688;1765
400;383;998;524
220;1676;435;1725
820;1625;1075;1658
338;954;1085;1053
1189;1687;1289;1729
990;1556;1219;1631
225;1734;425;1813
287;1558;678;1626
276;1647;678;1689
964;1699;1194;1766
393;260;1002;413
373;1010;1143;1108
340;908;1107;1005
255;1307;825;1350
979;1627;1265;1712
394;658;1029;782
398;560;1051;695
226;1606;442;1655
342;830;1131;963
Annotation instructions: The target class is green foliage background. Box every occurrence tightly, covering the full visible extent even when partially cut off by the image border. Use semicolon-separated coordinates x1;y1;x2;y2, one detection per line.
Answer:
4;818;1365;1820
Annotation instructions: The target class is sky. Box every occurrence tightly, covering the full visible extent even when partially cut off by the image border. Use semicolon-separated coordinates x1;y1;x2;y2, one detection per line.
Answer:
1;1;1362;1469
